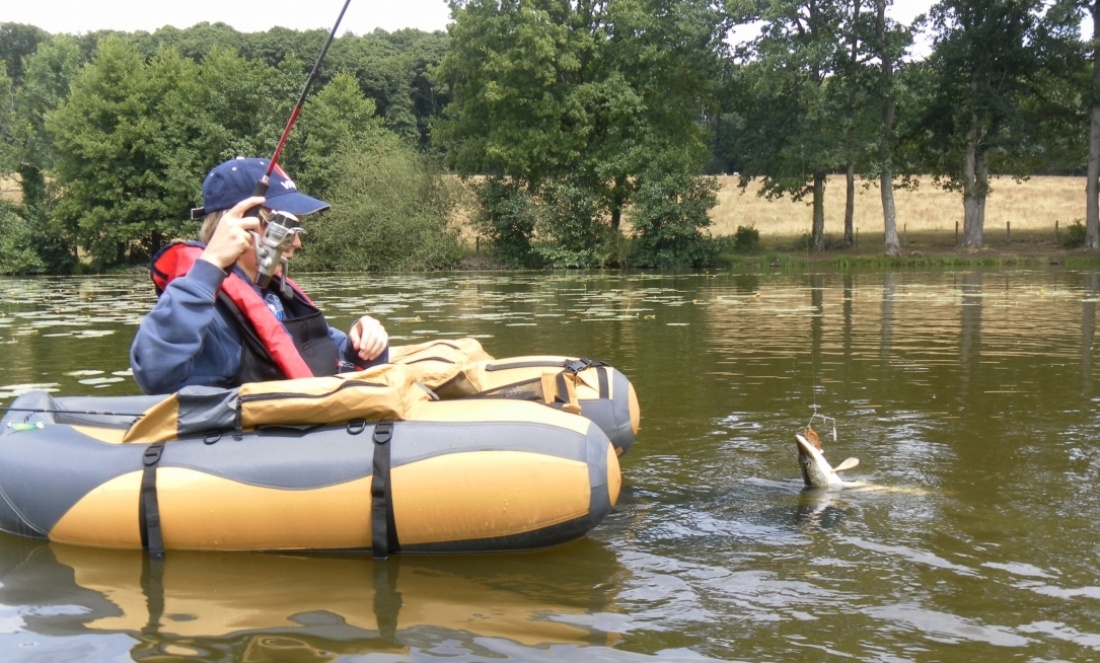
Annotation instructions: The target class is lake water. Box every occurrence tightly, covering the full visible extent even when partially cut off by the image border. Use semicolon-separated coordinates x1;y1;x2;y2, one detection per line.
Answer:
1;267;1099;661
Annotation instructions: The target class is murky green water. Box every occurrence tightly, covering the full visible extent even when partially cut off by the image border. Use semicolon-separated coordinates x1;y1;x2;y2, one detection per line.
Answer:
1;268;1099;661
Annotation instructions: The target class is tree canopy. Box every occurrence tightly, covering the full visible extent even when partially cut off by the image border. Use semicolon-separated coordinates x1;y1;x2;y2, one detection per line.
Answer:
0;0;1099;273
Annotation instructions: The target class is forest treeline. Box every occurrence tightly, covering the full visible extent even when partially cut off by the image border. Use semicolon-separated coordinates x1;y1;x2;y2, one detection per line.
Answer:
1;0;1099;274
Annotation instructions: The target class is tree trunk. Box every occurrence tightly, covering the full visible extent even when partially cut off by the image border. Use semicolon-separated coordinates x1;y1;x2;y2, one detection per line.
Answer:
609;175;627;232
881;166;899;256
842;0;861;251
876;0;900;257
844;163;855;248
1088;0;1100;248
812;170;826;251
961;132;988;248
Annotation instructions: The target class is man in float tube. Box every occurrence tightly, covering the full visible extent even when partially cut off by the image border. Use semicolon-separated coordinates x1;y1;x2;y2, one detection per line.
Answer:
129;156;389;394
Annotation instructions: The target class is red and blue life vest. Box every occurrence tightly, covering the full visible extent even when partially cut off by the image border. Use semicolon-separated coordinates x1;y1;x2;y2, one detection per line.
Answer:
150;242;339;383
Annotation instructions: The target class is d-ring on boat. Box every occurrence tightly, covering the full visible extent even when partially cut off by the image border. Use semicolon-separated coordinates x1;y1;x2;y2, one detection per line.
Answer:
0;339;640;556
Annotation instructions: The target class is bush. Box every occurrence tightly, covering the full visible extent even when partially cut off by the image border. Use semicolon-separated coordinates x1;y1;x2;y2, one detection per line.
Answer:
295;133;464;272
732;225;760;253
533;180;611;268
1061;219;1087;248
471;177;539;268
630;171;719;269
0;204;46;275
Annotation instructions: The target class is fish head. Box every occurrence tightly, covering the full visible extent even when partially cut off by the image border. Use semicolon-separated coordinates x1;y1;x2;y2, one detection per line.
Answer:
795;433;859;490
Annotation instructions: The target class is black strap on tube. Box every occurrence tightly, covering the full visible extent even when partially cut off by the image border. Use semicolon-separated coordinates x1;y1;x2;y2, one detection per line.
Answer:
139;443;166;559
371;422;399;559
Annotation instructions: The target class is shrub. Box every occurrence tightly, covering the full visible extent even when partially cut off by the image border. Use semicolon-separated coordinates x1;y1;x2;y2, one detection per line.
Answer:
732;225;760;253
295;133;464;272
471;177;539;268
533;180;612;268
1061;219;1086;248
630;172;719;269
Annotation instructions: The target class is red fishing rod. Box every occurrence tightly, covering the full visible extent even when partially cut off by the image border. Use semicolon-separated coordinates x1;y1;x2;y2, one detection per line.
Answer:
254;0;353;199
250;0;352;291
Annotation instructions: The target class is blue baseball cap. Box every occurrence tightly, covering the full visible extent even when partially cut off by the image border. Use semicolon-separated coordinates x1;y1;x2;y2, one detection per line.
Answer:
196;157;330;217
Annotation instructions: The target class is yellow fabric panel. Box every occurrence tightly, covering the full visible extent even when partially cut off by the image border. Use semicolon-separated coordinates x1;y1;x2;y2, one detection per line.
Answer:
389;337;495;390
50;468;372;551
50;472;144;548
238;363;425;428
392;450;591;546
120;394;180;444
70;425;128;444
153;468;372;551
406;399;593;436
606;444;622;506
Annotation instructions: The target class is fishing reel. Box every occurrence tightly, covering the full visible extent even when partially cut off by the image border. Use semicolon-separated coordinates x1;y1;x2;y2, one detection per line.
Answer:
254;210;304;297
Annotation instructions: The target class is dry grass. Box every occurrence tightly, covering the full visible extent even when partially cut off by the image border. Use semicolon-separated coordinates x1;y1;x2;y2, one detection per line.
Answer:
711;174;1086;253
715;174;1088;235
0;176;19;203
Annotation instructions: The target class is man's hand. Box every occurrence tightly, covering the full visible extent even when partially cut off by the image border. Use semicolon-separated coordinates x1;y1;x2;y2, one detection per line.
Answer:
348;315;388;362
199;196;265;270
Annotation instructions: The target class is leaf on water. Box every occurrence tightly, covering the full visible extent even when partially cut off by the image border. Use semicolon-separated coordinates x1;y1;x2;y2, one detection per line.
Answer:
77;377;124;385
74;330;116;338
64;370;104;377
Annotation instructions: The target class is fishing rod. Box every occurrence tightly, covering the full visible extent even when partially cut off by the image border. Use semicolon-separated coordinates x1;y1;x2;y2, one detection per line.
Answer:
255;0;352;200
252;0;352;292
3;407;146;420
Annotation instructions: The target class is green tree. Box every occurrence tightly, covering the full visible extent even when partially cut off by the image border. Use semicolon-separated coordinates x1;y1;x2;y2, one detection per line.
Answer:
917;0;1050;248
10;34;82;212
866;0;916;256
46;38;247;266
286;71;382;195
728;0;847;251
630;148;720;268
295;129;463;272
0;35;84;273
440;0;725;266
0;23;49;86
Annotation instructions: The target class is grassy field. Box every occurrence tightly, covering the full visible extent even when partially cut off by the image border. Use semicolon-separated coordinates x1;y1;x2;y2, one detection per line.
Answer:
710;174;1086;256
0;176;17;204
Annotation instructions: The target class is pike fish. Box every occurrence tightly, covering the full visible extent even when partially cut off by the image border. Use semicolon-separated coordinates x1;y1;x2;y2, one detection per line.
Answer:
795;430;861;490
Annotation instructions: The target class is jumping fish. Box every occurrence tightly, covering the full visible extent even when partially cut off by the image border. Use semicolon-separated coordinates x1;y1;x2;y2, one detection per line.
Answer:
795;427;861;490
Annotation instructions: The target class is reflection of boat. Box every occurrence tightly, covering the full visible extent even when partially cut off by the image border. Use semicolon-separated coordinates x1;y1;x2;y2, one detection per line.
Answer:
0;533;623;657
0;346;639;554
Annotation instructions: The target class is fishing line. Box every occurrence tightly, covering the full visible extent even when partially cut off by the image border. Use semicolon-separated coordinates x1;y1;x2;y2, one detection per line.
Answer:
803;283;836;443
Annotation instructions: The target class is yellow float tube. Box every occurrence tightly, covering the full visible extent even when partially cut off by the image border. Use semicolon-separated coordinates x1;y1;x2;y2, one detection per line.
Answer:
0;366;621;556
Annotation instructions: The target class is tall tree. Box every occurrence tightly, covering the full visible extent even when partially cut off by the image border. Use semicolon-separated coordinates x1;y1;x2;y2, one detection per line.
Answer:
9;35;82;211
46;38;289;266
920;0;1046;248
0;23;49;87
439;0;725;238
1082;0;1100;247
285;71;382;194
728;0;847;251
870;0;912;256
